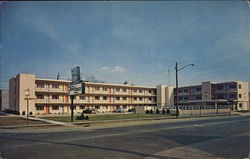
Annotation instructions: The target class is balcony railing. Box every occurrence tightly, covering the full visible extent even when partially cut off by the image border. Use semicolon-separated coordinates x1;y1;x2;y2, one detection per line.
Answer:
35;87;69;93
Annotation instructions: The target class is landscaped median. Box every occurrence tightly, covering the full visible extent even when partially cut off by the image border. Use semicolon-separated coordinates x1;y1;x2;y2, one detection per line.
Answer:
39;114;175;123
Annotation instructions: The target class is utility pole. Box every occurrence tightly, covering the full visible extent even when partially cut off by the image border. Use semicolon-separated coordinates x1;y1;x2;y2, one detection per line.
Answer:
175;63;179;118
168;68;171;86
70;95;74;122
175;62;195;119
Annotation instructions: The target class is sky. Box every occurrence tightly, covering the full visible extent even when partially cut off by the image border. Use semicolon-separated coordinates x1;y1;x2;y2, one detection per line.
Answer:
0;1;249;89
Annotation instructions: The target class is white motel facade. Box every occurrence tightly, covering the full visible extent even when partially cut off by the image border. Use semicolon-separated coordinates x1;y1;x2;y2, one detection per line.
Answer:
8;73;249;115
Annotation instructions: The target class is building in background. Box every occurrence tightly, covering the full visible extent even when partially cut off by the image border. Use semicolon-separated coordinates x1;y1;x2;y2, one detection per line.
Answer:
175;81;249;111
8;73;249;116
0;90;9;111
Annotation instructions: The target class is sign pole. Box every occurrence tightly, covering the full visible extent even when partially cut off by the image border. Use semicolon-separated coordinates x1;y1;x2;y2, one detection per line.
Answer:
70;95;74;122
27;98;29;127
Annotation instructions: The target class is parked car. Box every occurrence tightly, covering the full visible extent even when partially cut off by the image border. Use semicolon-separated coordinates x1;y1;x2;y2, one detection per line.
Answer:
82;109;96;114
114;108;125;113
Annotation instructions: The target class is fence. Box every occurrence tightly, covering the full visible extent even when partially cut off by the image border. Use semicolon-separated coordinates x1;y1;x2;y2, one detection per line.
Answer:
170;105;232;117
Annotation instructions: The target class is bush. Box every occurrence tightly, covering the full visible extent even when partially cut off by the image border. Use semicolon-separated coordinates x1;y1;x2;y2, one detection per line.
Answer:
3;109;20;115
145;110;149;114
76;112;89;120
85;115;89;120
149;109;153;114
128;108;136;112
156;109;160;114
162;109;165;114
167;109;170;114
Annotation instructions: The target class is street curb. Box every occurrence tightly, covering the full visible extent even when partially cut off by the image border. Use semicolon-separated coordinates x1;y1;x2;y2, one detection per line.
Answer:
71;114;240;125
0;124;62;129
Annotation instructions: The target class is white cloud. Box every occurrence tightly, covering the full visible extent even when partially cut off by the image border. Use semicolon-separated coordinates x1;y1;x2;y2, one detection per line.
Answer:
100;66;126;73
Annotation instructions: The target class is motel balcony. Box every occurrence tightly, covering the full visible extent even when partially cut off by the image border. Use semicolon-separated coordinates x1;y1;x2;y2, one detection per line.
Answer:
35;99;68;104
35;87;69;93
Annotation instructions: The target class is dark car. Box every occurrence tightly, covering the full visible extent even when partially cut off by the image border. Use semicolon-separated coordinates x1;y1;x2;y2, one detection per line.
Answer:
82;109;96;114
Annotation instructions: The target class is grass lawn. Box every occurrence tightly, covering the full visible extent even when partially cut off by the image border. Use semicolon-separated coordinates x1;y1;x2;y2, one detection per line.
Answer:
40;114;173;122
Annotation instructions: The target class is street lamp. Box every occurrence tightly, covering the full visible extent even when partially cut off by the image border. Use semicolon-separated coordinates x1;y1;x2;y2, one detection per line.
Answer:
175;62;195;118
24;88;30;126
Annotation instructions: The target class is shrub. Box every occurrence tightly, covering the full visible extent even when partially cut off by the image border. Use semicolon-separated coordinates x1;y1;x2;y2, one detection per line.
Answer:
149;109;153;114
76;113;89;120
128;108;136;112
156;109;160;114
85;115;89;120
167;109;170;114
162;109;165;114
3;109;20;115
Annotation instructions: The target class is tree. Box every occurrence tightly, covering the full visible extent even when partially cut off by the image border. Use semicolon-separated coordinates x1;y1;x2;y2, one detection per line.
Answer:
85;74;105;83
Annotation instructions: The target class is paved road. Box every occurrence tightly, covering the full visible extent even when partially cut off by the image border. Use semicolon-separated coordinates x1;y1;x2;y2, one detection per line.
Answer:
0;115;249;159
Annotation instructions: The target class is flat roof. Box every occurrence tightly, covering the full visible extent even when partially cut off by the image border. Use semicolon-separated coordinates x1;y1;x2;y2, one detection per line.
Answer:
35;78;156;89
84;82;156;89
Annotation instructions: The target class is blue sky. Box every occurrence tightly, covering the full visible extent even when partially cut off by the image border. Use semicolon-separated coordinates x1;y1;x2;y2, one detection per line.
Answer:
0;1;249;89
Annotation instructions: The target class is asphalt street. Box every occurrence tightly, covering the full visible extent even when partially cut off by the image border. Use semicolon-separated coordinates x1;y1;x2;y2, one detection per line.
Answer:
0;115;249;159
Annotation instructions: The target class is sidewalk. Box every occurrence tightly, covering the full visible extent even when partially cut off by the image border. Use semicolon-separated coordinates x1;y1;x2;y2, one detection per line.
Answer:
19;116;75;127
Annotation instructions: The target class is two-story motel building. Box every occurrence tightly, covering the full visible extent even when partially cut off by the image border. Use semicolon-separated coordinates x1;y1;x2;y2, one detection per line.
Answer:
9;73;249;115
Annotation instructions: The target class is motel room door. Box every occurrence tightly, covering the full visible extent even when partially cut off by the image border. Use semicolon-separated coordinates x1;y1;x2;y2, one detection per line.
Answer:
45;106;50;114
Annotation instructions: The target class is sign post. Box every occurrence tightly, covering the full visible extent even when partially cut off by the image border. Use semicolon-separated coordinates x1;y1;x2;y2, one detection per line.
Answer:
69;66;85;122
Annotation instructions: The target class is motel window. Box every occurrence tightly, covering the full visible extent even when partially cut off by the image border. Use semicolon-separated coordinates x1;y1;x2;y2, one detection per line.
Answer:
80;106;85;110
217;95;224;99
103;96;107;100
122;97;127;100
195;88;201;92
37;83;44;88
79;96;85;100
239;94;242;98
37;94;44;99
229;94;236;99
52;95;59;99
238;84;242;89
239;103;242;107
52;106;59;110
116;88;120;92
52;84;59;88
217;85;224;90
116;97;120;100
95;96;100;100
95;87;100;91
229;84;236;89
184;97;188;100
184;89;188;93
149;98;152;101
133;89;137;93
148;90;152;93
139;97;143;101
134;97;137;100
103;87;107;91
122;88;127;92
139;89;143;93
36;106;44;110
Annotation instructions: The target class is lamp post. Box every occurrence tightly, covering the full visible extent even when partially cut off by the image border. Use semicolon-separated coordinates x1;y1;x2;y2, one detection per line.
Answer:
24;89;30;126
175;62;195;119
